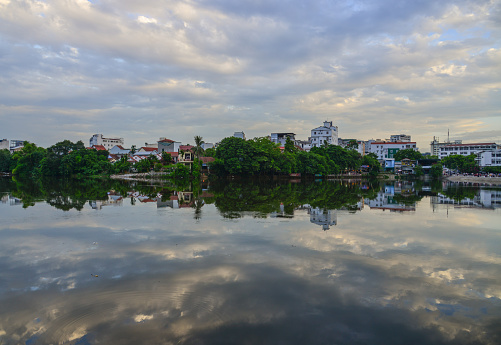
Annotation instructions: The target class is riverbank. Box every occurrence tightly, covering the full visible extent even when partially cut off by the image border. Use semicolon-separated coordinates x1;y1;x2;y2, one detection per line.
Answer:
444;175;501;186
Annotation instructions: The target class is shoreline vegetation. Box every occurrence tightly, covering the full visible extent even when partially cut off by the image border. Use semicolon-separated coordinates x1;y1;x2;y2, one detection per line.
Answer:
1;137;500;183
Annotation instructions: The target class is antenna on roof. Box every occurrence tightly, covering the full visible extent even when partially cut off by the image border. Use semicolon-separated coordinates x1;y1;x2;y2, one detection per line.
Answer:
447;129;450;143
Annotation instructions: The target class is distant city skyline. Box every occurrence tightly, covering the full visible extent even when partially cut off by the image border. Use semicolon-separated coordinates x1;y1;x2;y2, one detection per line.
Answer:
1;0;500;151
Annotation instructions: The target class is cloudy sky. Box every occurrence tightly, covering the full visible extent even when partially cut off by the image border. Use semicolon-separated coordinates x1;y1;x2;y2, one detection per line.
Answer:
1;0;500;150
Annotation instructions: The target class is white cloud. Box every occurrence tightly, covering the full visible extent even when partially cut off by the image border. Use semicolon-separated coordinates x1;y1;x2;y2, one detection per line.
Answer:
0;0;499;147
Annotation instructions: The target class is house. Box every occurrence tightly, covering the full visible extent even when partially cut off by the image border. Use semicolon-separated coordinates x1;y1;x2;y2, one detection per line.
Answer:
310;121;338;147
179;145;194;167
137;147;158;154
438;142;499;160
270;133;296;146
89;134;124;151
430;137;462;156
109;145;130;157
89;145;107;151
157;138;181;153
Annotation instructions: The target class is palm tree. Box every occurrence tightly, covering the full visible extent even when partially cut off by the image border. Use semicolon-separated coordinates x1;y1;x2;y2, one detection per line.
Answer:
194;135;204;159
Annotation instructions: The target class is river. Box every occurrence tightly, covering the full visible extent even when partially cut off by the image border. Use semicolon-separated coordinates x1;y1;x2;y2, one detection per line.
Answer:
0;177;500;344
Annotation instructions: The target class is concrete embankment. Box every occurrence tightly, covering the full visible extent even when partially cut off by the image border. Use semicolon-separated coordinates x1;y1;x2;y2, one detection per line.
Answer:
444;175;501;186
110;172;169;182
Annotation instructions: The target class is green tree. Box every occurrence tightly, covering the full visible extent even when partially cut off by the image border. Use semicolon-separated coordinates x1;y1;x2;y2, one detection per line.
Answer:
212;137;260;176
204;147;216;157
430;163;443;179
161;152;172;164
360;153;380;176
193;135;205;160
12;142;46;177
393;149;423;161
0;149;13;173
346;139;358;150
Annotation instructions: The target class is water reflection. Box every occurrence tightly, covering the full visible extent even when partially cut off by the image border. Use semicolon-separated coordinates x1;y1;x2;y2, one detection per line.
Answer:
1;177;500;344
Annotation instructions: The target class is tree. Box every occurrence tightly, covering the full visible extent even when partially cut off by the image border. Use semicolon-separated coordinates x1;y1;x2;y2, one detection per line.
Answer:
360;153;380;176
161;152;172;164
430;163;443;178
441;154;478;173
12;142;46;177
393;149;423;161
346;139;358;150
194;135;205;160
284;137;297;154
0;149;13;173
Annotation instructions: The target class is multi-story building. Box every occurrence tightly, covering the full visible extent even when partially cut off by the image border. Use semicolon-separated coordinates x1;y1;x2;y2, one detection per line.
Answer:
0;139;8;150
270;133;296;146
309;121;338;147
438;143;499;160
389;134;411;142
157;138;181;153
430;137;462;156
89;134;124;151
478;150;501;167
369;141;418;160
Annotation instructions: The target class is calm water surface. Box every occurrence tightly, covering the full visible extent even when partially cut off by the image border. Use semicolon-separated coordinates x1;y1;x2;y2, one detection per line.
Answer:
0;178;500;344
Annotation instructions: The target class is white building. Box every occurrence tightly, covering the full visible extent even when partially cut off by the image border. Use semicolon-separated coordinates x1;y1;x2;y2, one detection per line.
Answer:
89;134;124;151
310;121;338;147
369;141;418;160
430;137;462;156
234;131;246;140
270;133;296;146
478;150;501;167
389;134;411;142
109;145;130;157
309;207;337;231
201;143;214;150
439;143;499;160
0;139;8;150
157;138;182;153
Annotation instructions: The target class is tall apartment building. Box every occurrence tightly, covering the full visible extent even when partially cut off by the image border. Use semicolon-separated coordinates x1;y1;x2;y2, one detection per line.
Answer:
310;121;338;148
89;134;124;151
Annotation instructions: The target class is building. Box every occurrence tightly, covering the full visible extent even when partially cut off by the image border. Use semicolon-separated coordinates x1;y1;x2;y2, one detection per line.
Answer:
89;134;124;151
310;121;338;147
338;139;365;156
369;141;418;160
430;137;462;156
308;207;337;231
0;139;8;150
234;131;246;140
157;138;182;153
270;133;296;146
109;145;130;157
9;140;25;151
478;150;501;167
389;134;411;142
438;143;499;160
201;143;214;150
296;140;312;152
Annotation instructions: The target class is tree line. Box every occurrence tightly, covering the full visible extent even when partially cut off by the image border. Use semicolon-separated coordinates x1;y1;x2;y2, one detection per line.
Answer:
208;136;381;177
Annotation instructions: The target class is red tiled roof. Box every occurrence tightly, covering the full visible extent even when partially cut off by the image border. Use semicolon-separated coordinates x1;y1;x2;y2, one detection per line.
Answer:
158;139;175;143
116;145;126;150
200;157;215;164
179;145;194;151
141;147;157;151
91;145;107;151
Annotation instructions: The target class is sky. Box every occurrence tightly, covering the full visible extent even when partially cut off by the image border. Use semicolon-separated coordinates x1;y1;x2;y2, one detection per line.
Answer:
0;0;500;151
